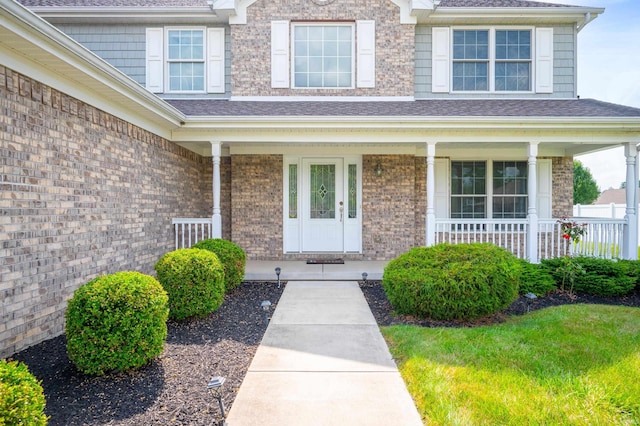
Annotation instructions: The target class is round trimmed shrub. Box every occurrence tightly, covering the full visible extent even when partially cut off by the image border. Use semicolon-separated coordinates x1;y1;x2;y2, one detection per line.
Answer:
382;243;521;320
517;258;556;296
0;360;48;425
65;272;169;376
192;239;246;291
154;248;225;320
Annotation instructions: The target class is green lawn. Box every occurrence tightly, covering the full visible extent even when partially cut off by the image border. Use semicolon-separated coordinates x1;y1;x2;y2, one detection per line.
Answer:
382;304;640;425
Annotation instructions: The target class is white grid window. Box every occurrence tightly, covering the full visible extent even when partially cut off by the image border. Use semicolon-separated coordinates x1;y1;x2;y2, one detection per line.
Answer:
495;30;531;91
451;161;487;219
452;30;489;91
493;161;528;218
167;29;205;92
452;28;532;92
293;24;354;88
451;161;528;219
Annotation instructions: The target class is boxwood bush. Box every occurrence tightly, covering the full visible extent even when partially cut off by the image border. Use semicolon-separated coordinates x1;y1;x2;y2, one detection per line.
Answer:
618;259;640;291
154;248;225;320
541;256;636;296
517;259;556;296
382;243;520;320
192;239;246;291
66;272;169;376
0;360;48;425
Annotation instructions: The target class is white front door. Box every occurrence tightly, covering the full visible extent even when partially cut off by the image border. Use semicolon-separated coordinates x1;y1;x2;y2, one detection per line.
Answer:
301;158;344;252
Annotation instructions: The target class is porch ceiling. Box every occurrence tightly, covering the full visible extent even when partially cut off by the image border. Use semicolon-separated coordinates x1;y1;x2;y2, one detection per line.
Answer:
174;139;624;158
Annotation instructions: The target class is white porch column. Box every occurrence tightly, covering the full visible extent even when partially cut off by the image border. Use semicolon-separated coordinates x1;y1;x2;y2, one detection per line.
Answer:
426;142;437;246
527;142;539;263
623;143;638;259
211;141;222;239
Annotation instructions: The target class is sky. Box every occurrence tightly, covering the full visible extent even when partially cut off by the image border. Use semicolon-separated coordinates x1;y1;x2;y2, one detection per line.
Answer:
546;0;640;191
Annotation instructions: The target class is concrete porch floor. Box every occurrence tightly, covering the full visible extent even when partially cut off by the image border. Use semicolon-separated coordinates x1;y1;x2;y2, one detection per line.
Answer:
244;260;387;281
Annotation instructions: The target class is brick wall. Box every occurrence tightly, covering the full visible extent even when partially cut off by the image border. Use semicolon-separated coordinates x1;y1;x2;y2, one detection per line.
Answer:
231;155;283;259
0;66;211;358
231;0;415;97
552;156;574;218
362;155;416;260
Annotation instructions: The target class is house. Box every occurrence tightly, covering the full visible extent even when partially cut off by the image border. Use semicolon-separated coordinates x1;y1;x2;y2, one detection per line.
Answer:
594;188;637;205
1;0;640;356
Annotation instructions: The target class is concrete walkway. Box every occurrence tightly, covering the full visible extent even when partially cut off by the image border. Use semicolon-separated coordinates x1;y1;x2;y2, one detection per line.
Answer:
225;281;423;426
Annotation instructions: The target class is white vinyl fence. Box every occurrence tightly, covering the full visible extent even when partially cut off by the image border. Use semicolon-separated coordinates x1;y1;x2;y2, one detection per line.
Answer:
574;203;638;251
573;203;628;220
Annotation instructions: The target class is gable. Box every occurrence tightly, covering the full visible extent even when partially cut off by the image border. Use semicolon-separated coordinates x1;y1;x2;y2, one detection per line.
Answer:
231;0;415;98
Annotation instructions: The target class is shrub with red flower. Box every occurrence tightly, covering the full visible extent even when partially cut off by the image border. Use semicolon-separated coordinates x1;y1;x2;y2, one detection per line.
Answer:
556;217;588;294
557;217;588;243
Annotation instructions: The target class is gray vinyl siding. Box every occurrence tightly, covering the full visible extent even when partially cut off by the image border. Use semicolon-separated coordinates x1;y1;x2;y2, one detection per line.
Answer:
55;24;231;98
56;24;146;85
415;24;576;99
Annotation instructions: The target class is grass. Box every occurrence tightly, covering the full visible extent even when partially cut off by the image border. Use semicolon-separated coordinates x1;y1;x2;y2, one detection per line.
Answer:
382;304;640;425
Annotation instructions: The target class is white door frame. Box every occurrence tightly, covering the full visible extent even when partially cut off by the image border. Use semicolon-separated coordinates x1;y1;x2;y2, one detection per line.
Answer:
283;155;362;253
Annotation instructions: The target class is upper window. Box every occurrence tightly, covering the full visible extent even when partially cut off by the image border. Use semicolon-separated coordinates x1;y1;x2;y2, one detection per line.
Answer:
145;27;225;94
167;29;205;92
271;20;374;90
452;29;532;92
452;30;489;91
293;24;354;89
495;30;531;91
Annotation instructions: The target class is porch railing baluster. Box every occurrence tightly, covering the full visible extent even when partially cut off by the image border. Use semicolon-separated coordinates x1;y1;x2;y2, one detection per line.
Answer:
432;218;626;260
172;218;215;249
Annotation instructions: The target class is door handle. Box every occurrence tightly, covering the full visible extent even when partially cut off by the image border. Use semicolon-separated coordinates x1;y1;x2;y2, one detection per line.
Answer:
339;201;344;222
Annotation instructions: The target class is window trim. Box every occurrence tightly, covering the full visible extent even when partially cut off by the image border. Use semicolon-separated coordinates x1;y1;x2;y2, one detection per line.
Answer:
451;26;535;94
165;26;207;94
290;22;356;90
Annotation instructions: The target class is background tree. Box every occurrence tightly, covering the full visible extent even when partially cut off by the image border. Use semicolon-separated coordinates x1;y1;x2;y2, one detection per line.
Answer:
573;160;600;205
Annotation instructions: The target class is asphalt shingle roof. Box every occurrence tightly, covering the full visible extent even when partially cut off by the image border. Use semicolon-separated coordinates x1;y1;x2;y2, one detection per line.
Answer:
17;0;579;8
438;0;576;8
165;98;640;118
18;0;209;7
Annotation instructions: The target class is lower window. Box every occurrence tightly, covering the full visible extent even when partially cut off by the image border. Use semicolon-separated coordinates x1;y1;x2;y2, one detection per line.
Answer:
451;160;527;219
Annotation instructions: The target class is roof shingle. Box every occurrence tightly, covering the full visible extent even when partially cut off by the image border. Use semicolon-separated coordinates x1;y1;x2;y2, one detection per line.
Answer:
17;0;579;8
18;0;209;7
165;98;640;118
438;0;577;8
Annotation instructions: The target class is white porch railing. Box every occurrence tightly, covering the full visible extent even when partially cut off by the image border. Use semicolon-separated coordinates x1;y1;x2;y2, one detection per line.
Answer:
172;217;627;259
435;218;626;260
435;219;529;258
539;218;625;260
172;218;213;249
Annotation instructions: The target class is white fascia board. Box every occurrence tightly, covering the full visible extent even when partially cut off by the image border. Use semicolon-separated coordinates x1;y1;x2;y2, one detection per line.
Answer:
28;7;222;24
426;6;604;26
229;96;415;102
1;1;185;136
180;116;640;131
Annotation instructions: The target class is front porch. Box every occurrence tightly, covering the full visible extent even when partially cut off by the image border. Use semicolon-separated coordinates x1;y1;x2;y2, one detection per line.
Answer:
171;141;640;263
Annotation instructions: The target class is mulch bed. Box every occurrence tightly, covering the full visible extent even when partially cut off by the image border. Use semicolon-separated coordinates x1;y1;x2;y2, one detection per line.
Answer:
359;280;640;328
10;280;640;425
11;282;284;426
